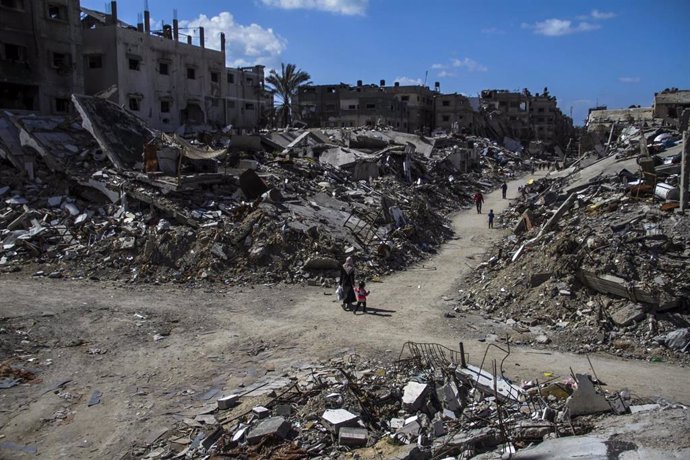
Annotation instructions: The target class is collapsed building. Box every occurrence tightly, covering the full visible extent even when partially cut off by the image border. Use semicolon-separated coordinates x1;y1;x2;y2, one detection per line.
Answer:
0;92;534;285
459;119;690;363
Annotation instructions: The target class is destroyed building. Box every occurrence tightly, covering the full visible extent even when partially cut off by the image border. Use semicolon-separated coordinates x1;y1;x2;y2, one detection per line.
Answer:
0;0;84;114
383;81;436;134
81;2;229;130
297;82;410;131
433;92;477;135
225;65;273;133
653;88;690;126
586;106;655;136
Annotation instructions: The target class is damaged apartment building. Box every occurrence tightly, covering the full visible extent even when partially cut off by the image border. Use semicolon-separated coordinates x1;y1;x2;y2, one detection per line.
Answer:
298;81;575;149
0;0;270;133
0;0;84;114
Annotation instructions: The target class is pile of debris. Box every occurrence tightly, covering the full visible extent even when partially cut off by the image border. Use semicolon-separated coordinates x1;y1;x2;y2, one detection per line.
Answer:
1;95;530;285
458;124;690;362
133;341;669;459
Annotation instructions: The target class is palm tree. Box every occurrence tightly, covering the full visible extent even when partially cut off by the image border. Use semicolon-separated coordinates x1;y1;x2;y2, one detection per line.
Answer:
265;63;311;128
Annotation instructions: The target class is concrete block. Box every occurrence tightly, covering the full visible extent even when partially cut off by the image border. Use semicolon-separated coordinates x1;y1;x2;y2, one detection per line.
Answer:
274;404;292;417
217;394;239;410
442;409;457;420
252;406;270;419
246;416;290;444
322;409;359;433
629;403;660;414
566;374;611;416
338;427;368;447
437;381;461;411
610;303;647;327
390;417;405;430
432;420;447;437
402;381;428;411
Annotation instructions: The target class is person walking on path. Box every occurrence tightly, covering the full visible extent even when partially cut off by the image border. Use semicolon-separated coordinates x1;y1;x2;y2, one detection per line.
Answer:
339;256;356;310
488;209;495;229
473;191;484;213
353;280;370;314
501;182;508;199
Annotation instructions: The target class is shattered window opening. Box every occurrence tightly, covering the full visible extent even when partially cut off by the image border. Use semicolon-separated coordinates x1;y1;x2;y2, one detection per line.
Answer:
54;97;69;113
87;55;102;69
227;72;234;84
442;115;450;122
245;103;255;110
187;67;195;79
210;71;219;83
159;62;169;75
160;100;170;113
47;3;68;21
51;51;70;69
129;97;140;111
442;100;450;107
2;43;27;62
128;58;141;71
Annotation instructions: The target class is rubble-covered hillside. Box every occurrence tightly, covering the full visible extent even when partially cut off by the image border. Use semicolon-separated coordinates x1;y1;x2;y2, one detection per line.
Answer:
0;95;532;285
460;125;690;363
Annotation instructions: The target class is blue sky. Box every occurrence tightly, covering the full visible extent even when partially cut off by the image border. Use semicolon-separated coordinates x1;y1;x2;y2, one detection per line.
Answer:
81;0;690;125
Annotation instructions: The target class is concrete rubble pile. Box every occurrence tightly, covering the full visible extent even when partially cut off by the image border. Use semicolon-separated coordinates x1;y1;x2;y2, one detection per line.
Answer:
133;341;665;459
1;95;531;285
458;123;690;362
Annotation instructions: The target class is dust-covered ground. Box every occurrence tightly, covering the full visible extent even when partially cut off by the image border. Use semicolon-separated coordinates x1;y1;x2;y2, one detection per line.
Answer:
1;173;689;459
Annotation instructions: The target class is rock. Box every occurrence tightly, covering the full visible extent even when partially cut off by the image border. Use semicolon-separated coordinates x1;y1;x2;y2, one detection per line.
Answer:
402;381;428;411
246;416;290;444
535;334;551;344
303;256;340;270
610;303;647;327
565;374;611;416
529;272;551;287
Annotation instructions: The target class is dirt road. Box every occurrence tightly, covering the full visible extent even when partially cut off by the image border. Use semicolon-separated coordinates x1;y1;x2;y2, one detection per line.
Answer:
1;172;689;459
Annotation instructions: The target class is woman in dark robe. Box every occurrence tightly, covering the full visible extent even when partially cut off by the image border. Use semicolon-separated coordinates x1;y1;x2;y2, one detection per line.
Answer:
339;256;356;310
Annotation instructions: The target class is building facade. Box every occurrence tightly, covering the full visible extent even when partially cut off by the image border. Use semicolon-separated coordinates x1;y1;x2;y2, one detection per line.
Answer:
297;82;409;131
0;0;84;114
653;89;690;125
433;93;475;134
225;65;272;132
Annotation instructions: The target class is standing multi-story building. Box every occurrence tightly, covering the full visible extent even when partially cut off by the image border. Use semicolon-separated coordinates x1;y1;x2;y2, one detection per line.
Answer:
297;82;409;130
225;65;273;132
383;82;435;134
433;92;475;134
479;89;531;142
0;0;84;114
81;2;227;131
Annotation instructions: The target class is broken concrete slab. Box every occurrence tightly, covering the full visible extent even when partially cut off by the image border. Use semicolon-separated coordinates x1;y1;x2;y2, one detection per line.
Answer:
217;394;239;410
322;409;359;434
72;94;153;170
239;169;269;200
529;272;552;288
246;416;290;444
402;381;428;411
338;427;368;447
577;270;679;310
566;374;611;417
610;303;647;327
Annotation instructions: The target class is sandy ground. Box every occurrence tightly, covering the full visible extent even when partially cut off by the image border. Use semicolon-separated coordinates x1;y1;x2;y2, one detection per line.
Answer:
1;172;689;459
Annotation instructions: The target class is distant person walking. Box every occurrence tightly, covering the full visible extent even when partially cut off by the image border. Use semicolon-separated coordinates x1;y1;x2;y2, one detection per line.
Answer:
473;191;484;213
339;256;356;311
501;182;508;199
353;280;370;314
488;209;495;229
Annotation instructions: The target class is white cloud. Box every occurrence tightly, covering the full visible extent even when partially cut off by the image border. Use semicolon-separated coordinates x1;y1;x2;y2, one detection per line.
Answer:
394;76;424;86
481;26;505;35
522;18;600;36
431;63;445;69
437;70;456;78
619;76;640;83
260;0;368;15
591;9;616;20
180;12;287;67
450;57;488;72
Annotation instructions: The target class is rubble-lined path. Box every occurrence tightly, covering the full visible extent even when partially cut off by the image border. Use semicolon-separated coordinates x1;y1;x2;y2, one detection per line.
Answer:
1;172;689;459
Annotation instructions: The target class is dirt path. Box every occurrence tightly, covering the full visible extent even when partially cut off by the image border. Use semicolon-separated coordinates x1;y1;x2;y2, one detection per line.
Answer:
1;172;689;459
